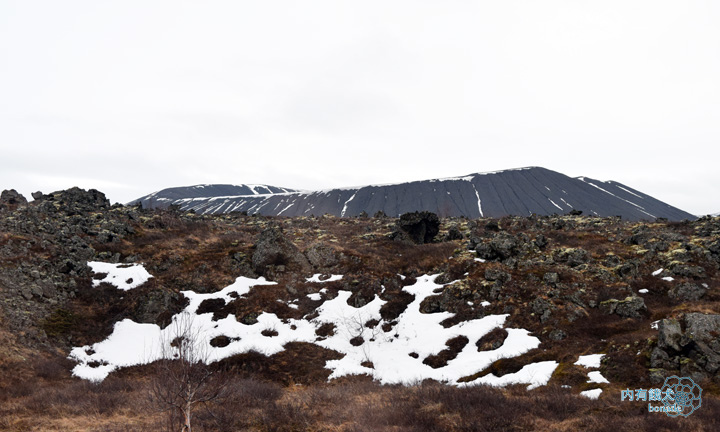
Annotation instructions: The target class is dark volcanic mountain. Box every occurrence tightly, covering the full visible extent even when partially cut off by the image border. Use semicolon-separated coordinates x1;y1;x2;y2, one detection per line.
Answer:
132;167;695;221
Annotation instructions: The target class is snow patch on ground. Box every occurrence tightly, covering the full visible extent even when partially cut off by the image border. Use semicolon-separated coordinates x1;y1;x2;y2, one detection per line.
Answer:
69;319;162;381
580;389;603;399
587;371;609;384
575;354;604;368
88;261;153;291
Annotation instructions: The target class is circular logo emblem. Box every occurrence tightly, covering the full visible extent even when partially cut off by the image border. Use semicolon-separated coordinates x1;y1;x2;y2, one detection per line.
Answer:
660;376;702;417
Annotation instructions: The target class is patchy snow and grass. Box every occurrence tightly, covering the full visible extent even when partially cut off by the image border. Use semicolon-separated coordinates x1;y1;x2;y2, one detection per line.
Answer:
71;270;548;388
315;275;543;386
88;261;153;291
575;354;604;368
182;276;275;313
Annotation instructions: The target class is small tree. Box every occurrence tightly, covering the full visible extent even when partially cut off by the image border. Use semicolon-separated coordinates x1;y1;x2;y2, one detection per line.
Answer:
150;313;226;432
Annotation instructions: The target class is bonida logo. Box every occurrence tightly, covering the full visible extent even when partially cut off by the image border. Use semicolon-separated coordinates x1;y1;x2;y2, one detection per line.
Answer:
658;376;703;417
621;376;702;417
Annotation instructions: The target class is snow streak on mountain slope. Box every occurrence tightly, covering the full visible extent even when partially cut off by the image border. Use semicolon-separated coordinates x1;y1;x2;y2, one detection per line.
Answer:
135;184;298;207
131;167;696;221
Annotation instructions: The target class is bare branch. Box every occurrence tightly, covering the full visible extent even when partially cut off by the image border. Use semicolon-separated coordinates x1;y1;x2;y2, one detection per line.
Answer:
148;312;228;432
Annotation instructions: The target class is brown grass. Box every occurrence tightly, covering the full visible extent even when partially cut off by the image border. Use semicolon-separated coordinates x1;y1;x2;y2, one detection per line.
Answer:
2;351;720;431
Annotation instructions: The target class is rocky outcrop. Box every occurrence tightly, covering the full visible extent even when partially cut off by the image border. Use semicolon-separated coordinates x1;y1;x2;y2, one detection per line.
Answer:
36;187;110;215
474;233;520;262
391;211;440;244
0;189;28;211
651;313;720;383
252;227;311;277
552;248;590;267
0;187;140;349
304;242;341;269
599;296;647;318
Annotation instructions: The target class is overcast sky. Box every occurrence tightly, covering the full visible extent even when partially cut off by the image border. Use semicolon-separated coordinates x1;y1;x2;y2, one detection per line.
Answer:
1;1;718;215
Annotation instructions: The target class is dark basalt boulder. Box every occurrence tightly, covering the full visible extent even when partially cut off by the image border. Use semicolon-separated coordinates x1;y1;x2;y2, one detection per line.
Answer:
1;189;27;205
304;242;341;269
475;233;520;262
392;211;440;244
553;248;590;267
252;227;311;277
484;268;511;284
530;298;555;323
599;296;647;318
0;189;28;210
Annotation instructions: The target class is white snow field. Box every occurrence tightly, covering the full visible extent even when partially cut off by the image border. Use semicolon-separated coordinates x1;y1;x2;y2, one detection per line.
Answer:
71;265;556;389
